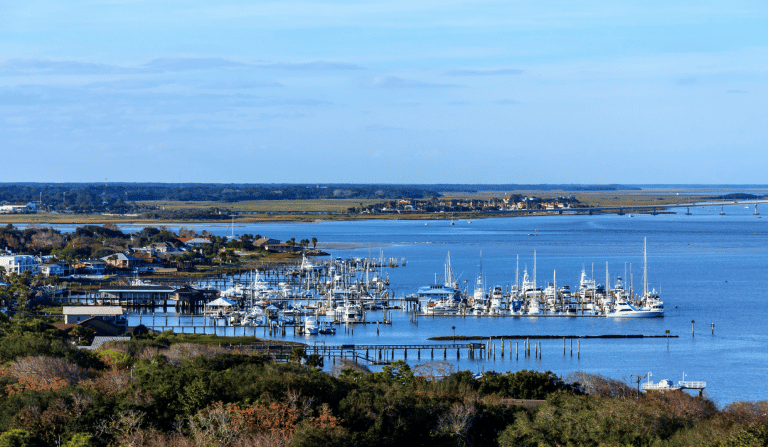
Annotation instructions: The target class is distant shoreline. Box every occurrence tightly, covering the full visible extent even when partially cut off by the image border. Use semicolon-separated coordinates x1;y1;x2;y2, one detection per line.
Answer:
2;187;766;226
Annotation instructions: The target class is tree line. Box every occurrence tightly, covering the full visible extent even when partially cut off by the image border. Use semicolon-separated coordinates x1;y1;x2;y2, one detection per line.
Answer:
0;184;441;213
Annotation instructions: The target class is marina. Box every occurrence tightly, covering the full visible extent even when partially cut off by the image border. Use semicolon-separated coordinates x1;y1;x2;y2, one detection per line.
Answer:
32;203;768;404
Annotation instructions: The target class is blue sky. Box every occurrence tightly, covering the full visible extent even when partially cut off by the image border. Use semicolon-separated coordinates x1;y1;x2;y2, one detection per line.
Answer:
2;0;766;183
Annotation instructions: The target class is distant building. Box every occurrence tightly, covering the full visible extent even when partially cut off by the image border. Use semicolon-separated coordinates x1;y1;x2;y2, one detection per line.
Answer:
0;202;37;214
264;243;300;253
253;237;281;248
40;263;68;277
0;255;39;275
74;259;106;275
101;253;140;269
138;241;185;255
178;237;213;248
98;285;176;306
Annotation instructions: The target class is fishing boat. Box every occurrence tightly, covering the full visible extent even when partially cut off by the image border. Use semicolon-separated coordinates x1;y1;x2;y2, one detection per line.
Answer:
419;253;463;315
606;299;662;318
304;316;319;335
607;238;663;318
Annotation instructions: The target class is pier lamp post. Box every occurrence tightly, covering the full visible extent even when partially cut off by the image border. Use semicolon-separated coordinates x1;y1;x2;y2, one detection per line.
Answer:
452;326;456;341
648;372;652;386
691;320;695;337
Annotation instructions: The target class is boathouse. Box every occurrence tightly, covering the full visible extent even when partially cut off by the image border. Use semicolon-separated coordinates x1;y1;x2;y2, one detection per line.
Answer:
173;285;220;312
98;285;176;306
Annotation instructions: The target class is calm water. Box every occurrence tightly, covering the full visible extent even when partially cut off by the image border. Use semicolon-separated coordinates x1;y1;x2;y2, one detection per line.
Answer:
48;204;768;405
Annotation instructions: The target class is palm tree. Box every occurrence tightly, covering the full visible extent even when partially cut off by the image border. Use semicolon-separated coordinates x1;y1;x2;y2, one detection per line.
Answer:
311;237;318;249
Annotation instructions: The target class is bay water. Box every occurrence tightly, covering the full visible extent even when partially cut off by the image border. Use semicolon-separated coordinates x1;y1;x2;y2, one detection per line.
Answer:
79;204;768;405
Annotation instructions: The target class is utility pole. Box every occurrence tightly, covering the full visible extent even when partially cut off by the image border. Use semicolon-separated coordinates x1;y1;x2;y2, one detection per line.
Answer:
630;374;647;396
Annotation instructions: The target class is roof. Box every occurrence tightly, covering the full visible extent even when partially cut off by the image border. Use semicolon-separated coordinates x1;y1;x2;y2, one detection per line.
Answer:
63;306;124;316
78;317;127;337
254;237;281;246
183;238;212;245
99;286;176;293
207;297;236;307
101;253;139;262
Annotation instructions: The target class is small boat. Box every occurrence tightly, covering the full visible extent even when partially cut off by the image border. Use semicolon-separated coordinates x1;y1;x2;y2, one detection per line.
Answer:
319;321;336;334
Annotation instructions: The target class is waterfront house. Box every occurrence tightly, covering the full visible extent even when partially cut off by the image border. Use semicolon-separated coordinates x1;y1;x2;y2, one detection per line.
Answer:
253;237;281;249
40;262;69;277
73;259;106;275
139;241;185;255
0;254;39;275
101;252;140;269
264;243;300;253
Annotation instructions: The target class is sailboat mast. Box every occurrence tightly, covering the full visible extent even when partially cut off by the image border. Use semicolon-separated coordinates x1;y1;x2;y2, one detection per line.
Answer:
643;237;648;297
515;254;519;298
553;269;557;302
533;250;537;290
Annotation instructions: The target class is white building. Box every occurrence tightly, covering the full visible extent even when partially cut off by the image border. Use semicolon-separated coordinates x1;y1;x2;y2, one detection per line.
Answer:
0;255;39;275
0;203;37;214
40;263;68;277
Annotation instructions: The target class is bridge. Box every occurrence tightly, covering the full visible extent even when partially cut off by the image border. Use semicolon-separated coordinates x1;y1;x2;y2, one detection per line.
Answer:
499;199;768;217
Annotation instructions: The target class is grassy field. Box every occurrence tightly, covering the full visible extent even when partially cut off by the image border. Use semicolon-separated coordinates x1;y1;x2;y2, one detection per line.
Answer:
139;198;385;212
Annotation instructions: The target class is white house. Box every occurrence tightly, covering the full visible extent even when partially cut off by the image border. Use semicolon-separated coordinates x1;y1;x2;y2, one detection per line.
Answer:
40;263;68;277
0;255;39;275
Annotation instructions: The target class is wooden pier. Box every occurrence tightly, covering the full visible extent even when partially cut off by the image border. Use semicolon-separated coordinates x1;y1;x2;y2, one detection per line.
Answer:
305;342;487;365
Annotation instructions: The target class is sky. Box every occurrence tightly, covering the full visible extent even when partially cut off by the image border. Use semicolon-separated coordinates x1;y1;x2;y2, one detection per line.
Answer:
1;0;766;184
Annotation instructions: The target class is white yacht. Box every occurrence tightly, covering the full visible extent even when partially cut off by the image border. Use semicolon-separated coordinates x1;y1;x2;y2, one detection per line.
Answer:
606;299;663;318
304;316;319;335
